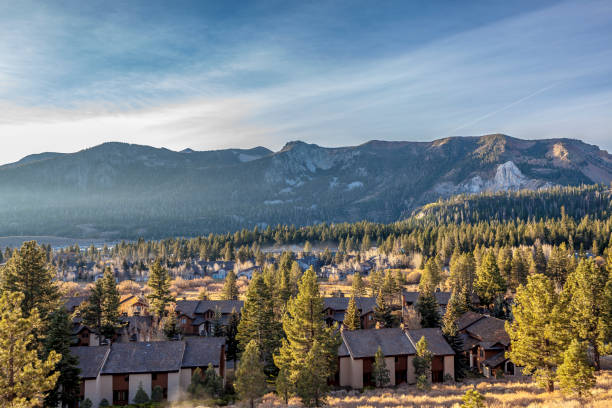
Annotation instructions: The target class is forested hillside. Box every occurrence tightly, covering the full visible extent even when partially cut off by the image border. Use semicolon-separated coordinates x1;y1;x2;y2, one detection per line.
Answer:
0;135;610;238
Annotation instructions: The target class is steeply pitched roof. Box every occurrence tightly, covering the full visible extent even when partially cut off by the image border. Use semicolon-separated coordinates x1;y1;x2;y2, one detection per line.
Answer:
341;328;416;359
195;300;243;315
323;297;376;315
456;311;486;331
63;296;88;312
101;342;185;374
71;346;110;379
482;351;508;368
465;316;510;345
181;337;225;368
406;328;455;356
175;300;200;318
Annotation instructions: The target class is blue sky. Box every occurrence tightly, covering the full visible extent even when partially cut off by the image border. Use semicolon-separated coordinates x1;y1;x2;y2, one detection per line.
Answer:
0;0;611;164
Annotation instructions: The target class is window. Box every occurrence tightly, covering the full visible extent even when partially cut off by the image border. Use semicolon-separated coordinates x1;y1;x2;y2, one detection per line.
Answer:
181;318;187;324
152;373;157;380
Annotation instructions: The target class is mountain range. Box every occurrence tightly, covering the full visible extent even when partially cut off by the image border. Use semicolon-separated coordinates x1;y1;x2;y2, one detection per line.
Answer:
0;134;610;239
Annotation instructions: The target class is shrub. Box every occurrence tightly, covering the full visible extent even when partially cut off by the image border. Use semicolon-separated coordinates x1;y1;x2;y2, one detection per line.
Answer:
81;398;92;408
151;385;164;402
461;388;485;408
98;399;109;407
133;382;150;404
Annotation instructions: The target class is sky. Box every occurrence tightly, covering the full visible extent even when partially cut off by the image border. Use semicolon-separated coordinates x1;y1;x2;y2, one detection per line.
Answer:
0;0;611;164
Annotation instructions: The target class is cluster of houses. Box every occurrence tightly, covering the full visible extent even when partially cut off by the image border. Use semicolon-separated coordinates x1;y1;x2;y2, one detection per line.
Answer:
65;289;518;406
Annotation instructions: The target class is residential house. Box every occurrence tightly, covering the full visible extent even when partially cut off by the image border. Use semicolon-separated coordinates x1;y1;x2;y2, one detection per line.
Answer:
456;311;515;377
336;327;454;389
72;337;225;406
323;297;377;329
119;294;149;316
175;299;243;336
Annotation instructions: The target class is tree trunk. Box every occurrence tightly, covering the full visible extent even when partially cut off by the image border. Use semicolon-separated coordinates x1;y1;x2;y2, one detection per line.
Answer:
250;398;254;408
547;380;554;393
592;340;601;371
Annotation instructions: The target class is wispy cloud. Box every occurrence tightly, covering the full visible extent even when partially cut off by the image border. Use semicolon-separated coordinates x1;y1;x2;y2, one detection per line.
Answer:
0;0;611;164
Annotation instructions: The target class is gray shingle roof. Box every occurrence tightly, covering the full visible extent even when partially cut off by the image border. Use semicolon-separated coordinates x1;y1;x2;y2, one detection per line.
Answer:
406;328;455;356
63;296;88;312
101;342;185;374
456;311;486;331
181;337;226;368
175;300;200;318
403;291;479;306
324;297;376;315
341;328;416;359
195;300;243;315
71;346;110;379
465;316;510;345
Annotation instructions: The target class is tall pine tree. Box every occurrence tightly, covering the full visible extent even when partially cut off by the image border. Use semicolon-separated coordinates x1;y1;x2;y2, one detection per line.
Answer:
274;268;339;407
146;260;174;318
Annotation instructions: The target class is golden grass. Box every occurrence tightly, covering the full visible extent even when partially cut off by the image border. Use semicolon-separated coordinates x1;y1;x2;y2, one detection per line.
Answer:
255;371;612;408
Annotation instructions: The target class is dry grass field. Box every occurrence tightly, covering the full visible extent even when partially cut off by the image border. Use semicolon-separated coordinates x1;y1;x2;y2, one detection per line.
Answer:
253;371;612;408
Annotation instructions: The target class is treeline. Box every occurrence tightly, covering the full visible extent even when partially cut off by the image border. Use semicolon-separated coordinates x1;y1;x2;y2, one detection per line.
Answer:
48;186;612;268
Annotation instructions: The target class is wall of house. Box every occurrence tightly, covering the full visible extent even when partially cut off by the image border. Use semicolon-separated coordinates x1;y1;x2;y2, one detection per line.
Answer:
351;359;364;389
167;372;181;402
444;355;454;380
82;379;99;407
179;368;192;391
99;375;113;405
129;373;151;403
339;357;352;387
384;357;396;386
407;355;415;384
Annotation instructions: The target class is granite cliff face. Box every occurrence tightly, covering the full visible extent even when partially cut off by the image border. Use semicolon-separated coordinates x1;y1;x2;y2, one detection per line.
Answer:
0;134;610;238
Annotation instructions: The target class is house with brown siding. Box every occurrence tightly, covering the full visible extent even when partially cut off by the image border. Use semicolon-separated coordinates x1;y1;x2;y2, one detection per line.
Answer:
118;294;150;316
175;299;243;336
323;297;377;329
456;312;516;377
72;337;225;407
337;327;454;389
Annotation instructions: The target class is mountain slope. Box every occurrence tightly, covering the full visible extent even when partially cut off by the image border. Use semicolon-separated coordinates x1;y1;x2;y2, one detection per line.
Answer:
0;135;610;238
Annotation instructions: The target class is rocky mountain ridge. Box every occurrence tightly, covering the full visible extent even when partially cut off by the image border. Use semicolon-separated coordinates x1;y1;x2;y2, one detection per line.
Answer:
0;134;610;238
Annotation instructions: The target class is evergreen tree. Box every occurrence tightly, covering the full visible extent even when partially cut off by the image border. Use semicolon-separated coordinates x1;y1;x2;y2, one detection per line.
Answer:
416;289;441;328
344;295;361;330
212;307;224;337
474;252;507;308
234;340;267;408
275;368;292;404
562;258;611;370
274;268;339;407
506;274;566;392
203;363;223;397
237;273;282;373
44;308;81;408
0;240;60;324
351;272;367;297
162;310;181;340
225;308;240;364
461;388;485;408
419;258;441;292
221;270;239;300
151;385;164;402
442;290;468;380
133;382;150;404
374;289;394;328
533;243;547;275
372;346;390;387
79;279;105;338
557;339;596;399
187;367;207;398
413;336;432;390
100;267;121;339
0;292;61;407
146;260;174;318
510;248;528;289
